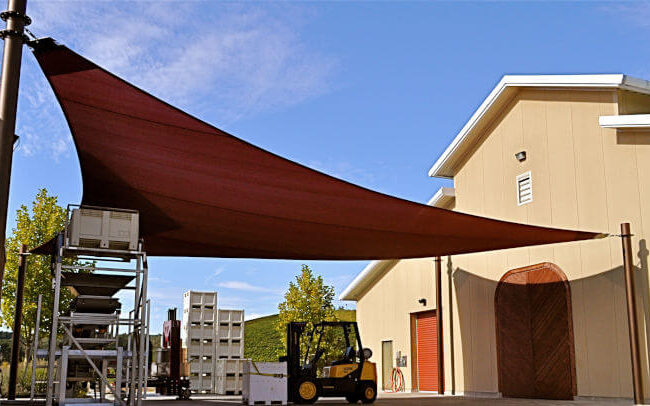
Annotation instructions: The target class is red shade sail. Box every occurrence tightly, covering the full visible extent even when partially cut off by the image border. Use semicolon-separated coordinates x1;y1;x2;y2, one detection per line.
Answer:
29;38;602;259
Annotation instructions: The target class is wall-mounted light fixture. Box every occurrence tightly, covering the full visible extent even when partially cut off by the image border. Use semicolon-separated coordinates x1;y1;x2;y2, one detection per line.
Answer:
418;298;427;306
515;150;526;162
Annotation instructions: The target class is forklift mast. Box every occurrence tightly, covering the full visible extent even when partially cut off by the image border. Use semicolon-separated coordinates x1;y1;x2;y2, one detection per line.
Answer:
286;322;306;378
149;307;191;399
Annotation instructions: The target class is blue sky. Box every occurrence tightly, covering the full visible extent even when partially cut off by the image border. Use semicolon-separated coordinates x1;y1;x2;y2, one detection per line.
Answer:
6;1;650;332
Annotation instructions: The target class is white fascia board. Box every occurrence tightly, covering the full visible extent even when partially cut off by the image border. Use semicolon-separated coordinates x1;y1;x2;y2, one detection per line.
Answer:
427;187;456;208
599;114;650;129
339;259;398;301
428;74;650;178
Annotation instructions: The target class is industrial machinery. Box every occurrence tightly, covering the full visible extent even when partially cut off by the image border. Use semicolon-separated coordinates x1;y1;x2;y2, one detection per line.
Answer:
36;206;150;406
282;321;377;404
147;308;191;399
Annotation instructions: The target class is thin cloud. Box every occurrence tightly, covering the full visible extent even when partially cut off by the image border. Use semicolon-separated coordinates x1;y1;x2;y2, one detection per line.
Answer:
325;273;355;289
218;280;280;294
20;2;337;157
217;294;256;310
598;3;650;80
148;285;187;304
204;267;226;284
307;159;377;188
245;312;273;321
601;2;650;28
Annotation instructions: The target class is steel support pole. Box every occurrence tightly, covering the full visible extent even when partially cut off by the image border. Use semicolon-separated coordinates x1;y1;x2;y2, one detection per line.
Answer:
621;223;644;405
8;243;27;399
434;256;444;395
30;293;42;399
0;0;28;288
143;298;151;400
46;233;63;406
130;257;141;406
137;251;148;404
116;346;124;404
57;346;69;405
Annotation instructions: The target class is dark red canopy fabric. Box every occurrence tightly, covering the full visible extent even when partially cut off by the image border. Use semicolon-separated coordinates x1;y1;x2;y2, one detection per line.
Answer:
29;38;602;259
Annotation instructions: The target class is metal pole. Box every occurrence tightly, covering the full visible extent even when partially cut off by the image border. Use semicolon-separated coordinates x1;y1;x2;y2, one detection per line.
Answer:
57;346;69;405
130;254;141;406
116;346;124;404
621;223;644;405
0;0;29;289
434;256;444;395
137;250;148;403
46;233;63;406
30;293;42;399
143;299;151;399
8;243;27;399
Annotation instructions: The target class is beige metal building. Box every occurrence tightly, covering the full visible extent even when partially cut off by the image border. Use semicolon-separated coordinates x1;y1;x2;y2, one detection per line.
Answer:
341;74;650;400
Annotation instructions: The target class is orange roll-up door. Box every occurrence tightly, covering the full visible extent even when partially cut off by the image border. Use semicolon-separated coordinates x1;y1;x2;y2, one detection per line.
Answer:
416;311;438;392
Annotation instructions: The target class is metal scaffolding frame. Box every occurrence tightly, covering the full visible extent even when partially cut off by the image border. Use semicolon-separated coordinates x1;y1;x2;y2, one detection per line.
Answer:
38;207;149;406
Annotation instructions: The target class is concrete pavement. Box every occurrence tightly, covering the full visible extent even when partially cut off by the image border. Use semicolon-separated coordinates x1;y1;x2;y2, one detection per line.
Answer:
143;393;634;405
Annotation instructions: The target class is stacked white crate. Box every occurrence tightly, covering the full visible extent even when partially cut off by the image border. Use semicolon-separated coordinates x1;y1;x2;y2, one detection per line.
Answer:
216;309;245;359
183;291;218;393
214;359;246;395
214;309;246;394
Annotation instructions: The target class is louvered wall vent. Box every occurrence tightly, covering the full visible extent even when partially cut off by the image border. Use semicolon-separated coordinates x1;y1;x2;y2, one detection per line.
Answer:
517;171;532;205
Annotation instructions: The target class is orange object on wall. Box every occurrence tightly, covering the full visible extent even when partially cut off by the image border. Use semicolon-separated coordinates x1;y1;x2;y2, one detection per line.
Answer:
416;311;439;392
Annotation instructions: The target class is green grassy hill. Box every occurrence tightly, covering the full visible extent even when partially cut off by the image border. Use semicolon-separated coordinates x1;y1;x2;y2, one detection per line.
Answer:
244;314;282;361
244;309;356;362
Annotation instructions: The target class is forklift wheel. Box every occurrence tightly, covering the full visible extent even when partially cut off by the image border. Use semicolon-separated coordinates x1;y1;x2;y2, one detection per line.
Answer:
359;382;377;404
296;378;320;404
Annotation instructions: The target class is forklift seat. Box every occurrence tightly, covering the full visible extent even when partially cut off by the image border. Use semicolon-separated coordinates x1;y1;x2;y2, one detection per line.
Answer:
331;346;355;366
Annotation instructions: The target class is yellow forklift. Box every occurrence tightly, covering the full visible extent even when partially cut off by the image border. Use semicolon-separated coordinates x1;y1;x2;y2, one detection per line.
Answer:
282;321;377;404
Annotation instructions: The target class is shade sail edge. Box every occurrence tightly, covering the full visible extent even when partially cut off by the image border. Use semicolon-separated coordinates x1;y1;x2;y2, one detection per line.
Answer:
28;37;604;259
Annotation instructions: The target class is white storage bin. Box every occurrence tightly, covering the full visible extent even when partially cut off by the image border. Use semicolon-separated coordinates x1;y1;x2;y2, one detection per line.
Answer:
215;359;239;375
218;325;232;339
218;309;244;323
215;374;243;394
189;325;216;340
214;359;246;394
185;291;217;307
182;291;218;351
231;324;243;339
202;308;216;322
243;361;287;405
67;207;139;250
189;357;214;374
217;340;244;359
189;373;213;393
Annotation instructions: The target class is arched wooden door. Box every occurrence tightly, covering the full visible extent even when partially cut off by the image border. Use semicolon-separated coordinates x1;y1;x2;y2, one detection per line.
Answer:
495;263;576;400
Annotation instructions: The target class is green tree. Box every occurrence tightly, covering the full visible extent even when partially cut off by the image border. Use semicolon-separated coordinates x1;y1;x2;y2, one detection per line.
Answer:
1;189;78;360
276;265;338;361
